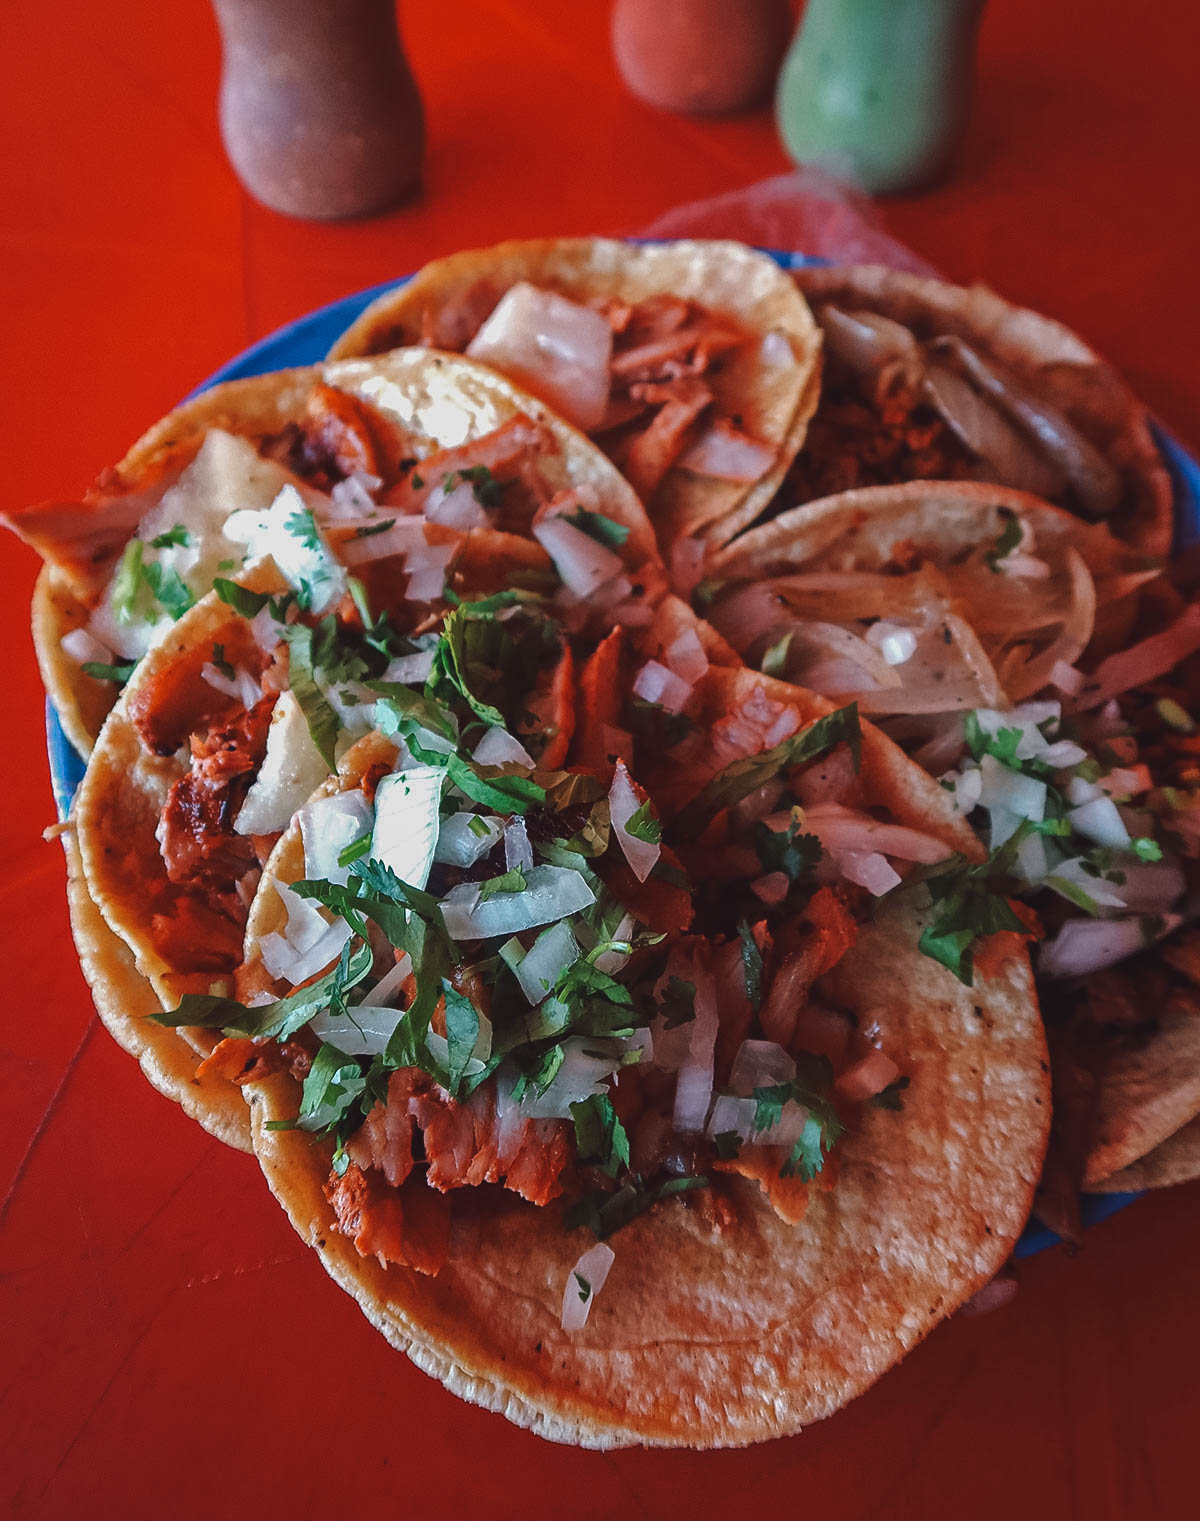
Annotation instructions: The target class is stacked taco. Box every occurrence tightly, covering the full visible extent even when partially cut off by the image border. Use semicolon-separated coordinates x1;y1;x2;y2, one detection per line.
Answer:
9;235;1189;1447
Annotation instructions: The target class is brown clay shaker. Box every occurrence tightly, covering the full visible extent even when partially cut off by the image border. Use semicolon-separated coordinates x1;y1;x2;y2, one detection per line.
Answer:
211;0;424;220
612;0;792;116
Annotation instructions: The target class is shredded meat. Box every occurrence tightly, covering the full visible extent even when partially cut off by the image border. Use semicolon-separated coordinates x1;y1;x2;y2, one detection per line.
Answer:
324;1162;451;1275
620;377;713;502
263;383;391;489
158;696;275;887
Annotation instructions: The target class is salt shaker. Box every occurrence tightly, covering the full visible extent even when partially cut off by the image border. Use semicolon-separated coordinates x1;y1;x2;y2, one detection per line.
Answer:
776;0;987;195
612;0;792;116
211;0;425;220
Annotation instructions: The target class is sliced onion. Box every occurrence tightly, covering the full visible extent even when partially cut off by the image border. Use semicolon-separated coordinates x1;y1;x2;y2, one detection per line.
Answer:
561;1241;615;1333
433;812;503;867
977;753;1046;822
673;959;718;1133
633;659;692;715
309;1002;403;1056
789;804;953;864
473;727;535;768
865;621;918;666
706;1093;759;1143
234;690;328;836
1047;857;1127;909
370;767;443;889
922;362;1066;500
533;514;624;599
1040;914;1181;979
299;789;373;886
467;282;613;432
522;1036;619;1119
609;761;660;884
836;849;901;895
512;920;580;1005
369;953;414;1007
250;605;285;651
270;876;333;954
440;866;595;941
817;304;920;381
327;472;382;520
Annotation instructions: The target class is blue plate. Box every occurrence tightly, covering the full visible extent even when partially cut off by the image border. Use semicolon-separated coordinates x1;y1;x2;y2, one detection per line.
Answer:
47;246;1200;1255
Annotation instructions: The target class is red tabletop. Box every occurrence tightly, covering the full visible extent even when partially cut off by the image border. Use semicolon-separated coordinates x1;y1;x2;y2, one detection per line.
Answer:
3;2;1198;1515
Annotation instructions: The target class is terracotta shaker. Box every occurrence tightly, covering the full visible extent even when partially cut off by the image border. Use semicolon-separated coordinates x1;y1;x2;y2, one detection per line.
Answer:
612;0;792;116
210;0;424;220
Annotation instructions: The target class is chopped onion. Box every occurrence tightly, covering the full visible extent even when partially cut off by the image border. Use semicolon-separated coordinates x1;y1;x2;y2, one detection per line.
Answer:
1040;913;1181;979
1038;740;1088;768
381;649;435;685
1068;795;1130;849
62;627;113;666
424;479;489;530
369;953;414;1007
609;761;660;884
533;514;624;599
270;876;332;953
327;472;381;519
729;1039;796;1096
673;960;718;1133
224;483;345;613
250;605;285;651
633;659;692;715
944;766;983;813
473;727;535;768
234;690;328;836
865;621;918;666
677;419;775;482
665;628;709;685
1050;660;1084;696
522;1036;620;1119
467;282;613;432
504;816;534;872
370;767;443;890
706;1093;759;1143
978;753;1046;822
794;804;953;864
1066;775;1104;806
261;916;352;987
1116;860;1186;912
561;1242;615;1333
1047;857;1127;909
593;913;637;975
309;1002;403;1056
836;849;902;896
299;790;373;886
440;866;595;941
511;920;581;1005
433;812;503;867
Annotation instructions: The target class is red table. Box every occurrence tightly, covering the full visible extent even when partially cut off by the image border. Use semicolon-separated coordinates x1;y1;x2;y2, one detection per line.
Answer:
3;3;1198;1515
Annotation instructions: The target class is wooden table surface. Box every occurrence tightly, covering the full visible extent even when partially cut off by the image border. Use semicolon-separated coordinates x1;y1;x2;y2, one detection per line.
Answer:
3;2;1198;1516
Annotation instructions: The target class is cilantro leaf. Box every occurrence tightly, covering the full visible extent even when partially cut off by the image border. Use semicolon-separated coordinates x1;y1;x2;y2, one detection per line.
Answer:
399;719;545;814
478;868;527;902
80;659;136;684
300;1042;366;1124
211;643;235;680
141;561;195;620
442;981;480;1096
658;975;695;1029
424;604;508;730
737;918;763;1011
442;464;503;510
760;632;792;678
150;524;191;549
622;798;661;844
713;1131;743;1160
285;506;322;551
755;807;822;881
279;622;340;769
563;506;630;551
984;508;1022;571
574;1273;591;1303
570;1094;630;1178
916;827;1033;985
111;540;144;625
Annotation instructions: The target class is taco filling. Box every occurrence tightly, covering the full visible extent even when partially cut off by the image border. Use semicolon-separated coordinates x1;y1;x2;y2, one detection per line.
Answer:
154;592;982;1308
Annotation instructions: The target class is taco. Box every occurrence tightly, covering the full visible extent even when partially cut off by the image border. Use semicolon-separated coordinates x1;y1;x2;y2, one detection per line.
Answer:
326;237;823;551
69;357;664;1146
709;478;1200;1217
782;265;1171;556
6;349;658;758
149;593;1048;1446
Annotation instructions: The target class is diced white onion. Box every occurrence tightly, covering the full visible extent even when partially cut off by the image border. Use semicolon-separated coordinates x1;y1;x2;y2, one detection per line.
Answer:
729;1039;796;1096
532;514;625;599
381;649;435;685
62;627;113;666
865;621;918;666
504;815;535;872
309;1002;403;1056
433;812;503;867
512;920;580;1005
1047;857;1127;909
224;482;346;614
665;628;710;685
271;876;333;953
369;953;414;1007
677;421;775;482
978;753;1046;822
1067;775;1104;806
234;690;329;836
424;479;489;530
706;1093;760;1143
473;727;535;768
440;866;595;941
251;605;285;651
327;472;382;520
370;767;443;890
1038;740;1089;768
609;761;660;884
260;916;352;987
673;961;718;1133
521;1036;619;1119
836;849;902;896
1068;795;1131;849
561;1242;615;1333
299;790;373;886
632;659;692;715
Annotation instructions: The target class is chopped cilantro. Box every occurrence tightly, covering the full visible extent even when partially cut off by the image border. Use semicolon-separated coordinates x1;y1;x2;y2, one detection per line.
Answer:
300;1041;366;1124
211;643;235;681
150;524;191;549
213;579;274;618
284;506;323;551
397;718;545;815
916;823;1034;985
336;832;372;869
352;518;395;539
658;975;695;1029
755;807;822;881
442;464;503;510
570;1094;630;1179
622;798;661;844
279;622;340;770
737;918;763;1011
760;632;792;677
111;540;145;625
441;981;480;1096
564;1175;709;1240
984;508;1022;571
80;659;136;684
563;506;630;551
1132;836;1164;862
753;1056;844;1180
574;1273;592;1303
478;868;527;902
141;561;195;620
1155;698;1195;734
